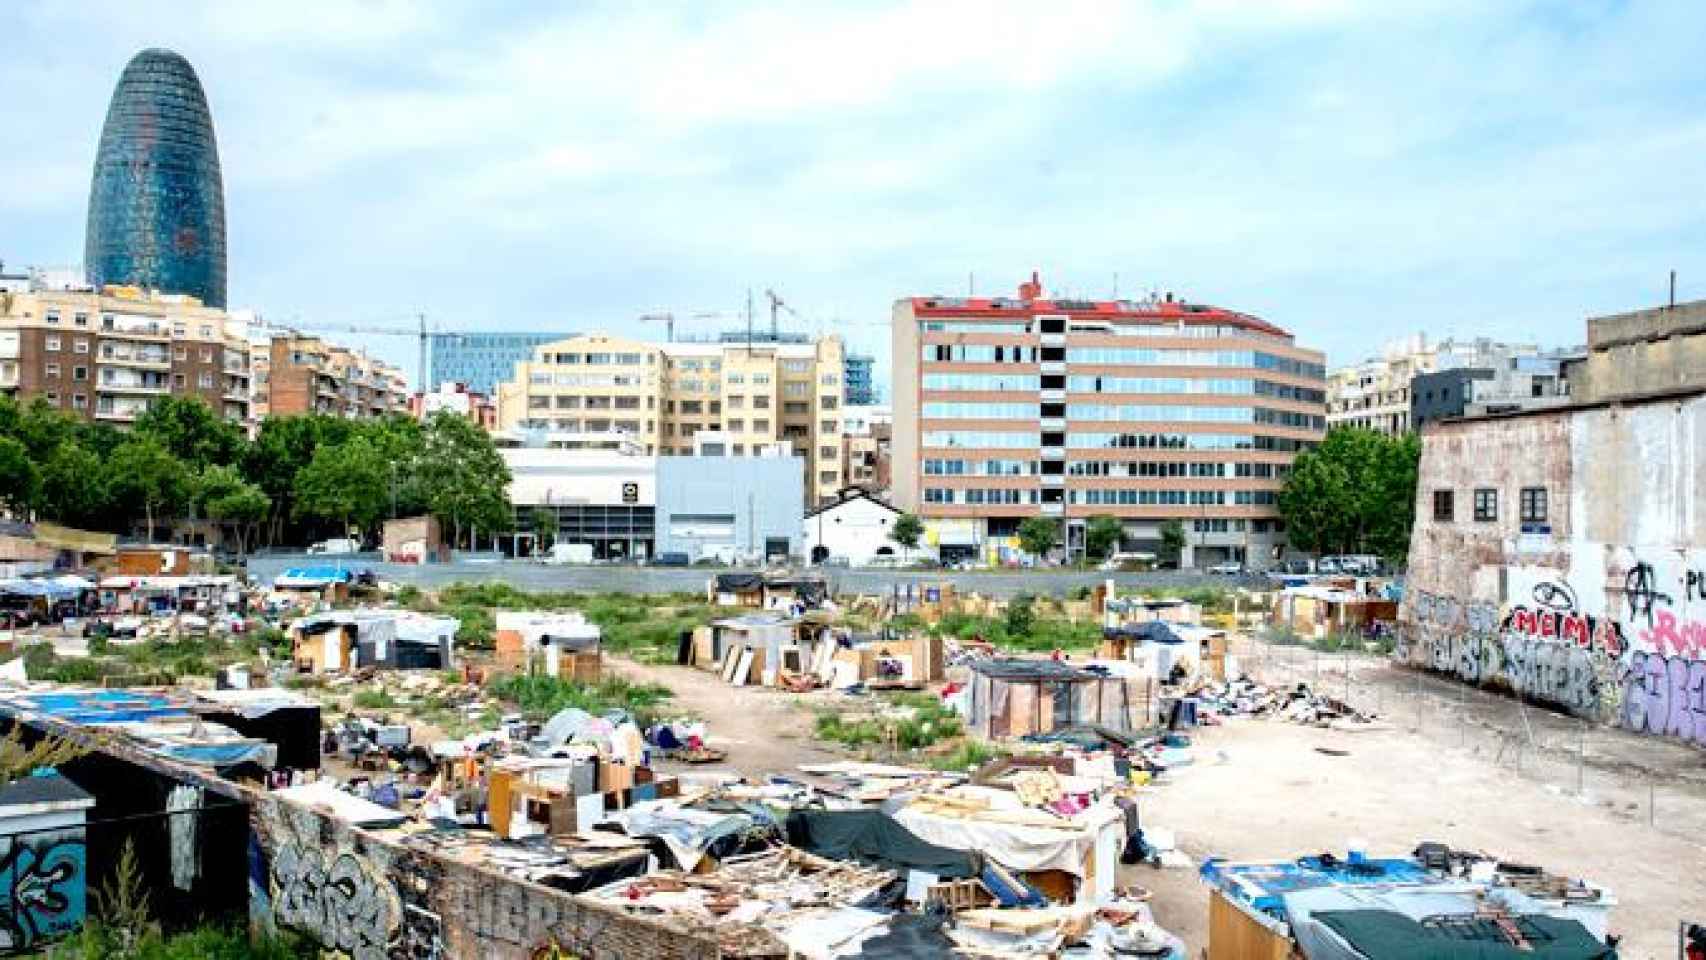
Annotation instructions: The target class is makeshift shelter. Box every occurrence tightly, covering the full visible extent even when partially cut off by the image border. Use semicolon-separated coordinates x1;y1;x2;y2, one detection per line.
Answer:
708;572;829;610
1275;584;1398;639
271;566;355;603
784;808;979;879
291;610;459;673
97;575;237;616
1102;622;1230;681
964;659;1133;740
195;688;323;771
494;611;601;679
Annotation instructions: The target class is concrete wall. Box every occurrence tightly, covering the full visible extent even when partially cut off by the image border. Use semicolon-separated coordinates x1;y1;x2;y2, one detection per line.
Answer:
250;794;721;960
1575;300;1706;402
1398;393;1706;746
656;454;803;560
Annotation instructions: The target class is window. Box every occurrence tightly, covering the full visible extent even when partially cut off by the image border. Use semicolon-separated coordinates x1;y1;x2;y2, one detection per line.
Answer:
45;312;60;325
199;373;214;389
45;335;61;352
727;373;744;385
820;446;837;458
72;393;87;410
174;346;187;361
753;419;770;432
45;363;60;377
1433;490;1454;522
753;396;770;410
74;339;90;354
74;313;88;327
173;373;186;389
200;348;214;362
199;325;213;337
820;396;839;410
1474;488;1497;522
1520;487;1547;524
821;420;837;432
73;366;87;381
727;419;745;432
727;395;744;409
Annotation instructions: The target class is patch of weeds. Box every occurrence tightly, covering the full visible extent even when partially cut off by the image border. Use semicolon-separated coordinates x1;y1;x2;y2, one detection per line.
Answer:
928;740;1008;772
486;673;672;725
351;689;397;709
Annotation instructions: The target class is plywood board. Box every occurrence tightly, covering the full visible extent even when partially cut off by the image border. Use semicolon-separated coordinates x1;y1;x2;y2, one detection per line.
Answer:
720;644;742;683
1207;889;1290;960
732;649;755;687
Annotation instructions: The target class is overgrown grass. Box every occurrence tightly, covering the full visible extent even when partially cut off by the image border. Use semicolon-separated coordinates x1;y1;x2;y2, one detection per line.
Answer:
927;740;1009;772
351;689;397;709
46;922;315;959
419;584;718;659
926;610;1100;653
486;673;673;725
816;692;964;751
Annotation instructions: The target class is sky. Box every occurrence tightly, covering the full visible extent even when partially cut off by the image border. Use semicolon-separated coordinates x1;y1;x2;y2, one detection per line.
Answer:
6;0;1706;395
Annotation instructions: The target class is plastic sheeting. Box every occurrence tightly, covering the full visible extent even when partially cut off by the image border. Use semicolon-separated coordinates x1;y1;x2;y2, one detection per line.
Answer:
784;809;978;879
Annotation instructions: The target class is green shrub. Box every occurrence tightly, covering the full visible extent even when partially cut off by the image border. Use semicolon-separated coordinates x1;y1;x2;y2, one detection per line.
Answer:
486;673;672;725
47;921;315;959
929;740;1008;772
352;689;397;709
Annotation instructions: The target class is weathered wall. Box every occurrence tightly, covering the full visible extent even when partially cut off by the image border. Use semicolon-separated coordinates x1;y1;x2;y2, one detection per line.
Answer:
1399;394;1705;747
1575;300;1706;402
249;795;723;960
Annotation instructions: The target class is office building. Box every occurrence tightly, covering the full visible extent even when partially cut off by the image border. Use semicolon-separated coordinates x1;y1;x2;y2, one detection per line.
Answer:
428;332;566;396
0;280;250;424
655;437;804;562
496;332;847;505
253;333;409;419
1327;335;1575;434
844;353;876;405
85;49;228;309
891;272;1327;568
499;433;656;561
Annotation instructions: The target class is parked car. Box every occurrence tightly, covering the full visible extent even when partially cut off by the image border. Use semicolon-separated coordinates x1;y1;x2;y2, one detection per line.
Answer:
652;552;691;567
1208;561;1245;575
1099;551;1157;572
307;537;360;555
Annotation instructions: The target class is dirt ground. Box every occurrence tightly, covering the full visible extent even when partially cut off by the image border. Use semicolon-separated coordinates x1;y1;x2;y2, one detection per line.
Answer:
605;650;1705;960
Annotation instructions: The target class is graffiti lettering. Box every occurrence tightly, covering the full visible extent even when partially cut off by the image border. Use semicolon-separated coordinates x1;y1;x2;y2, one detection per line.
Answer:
1622;562;1671;628
0;835;86;953
1502;605;1625;658
1641;611;1706;659
271;846;399;960
1502;635;1601;716
1622;652;1706;745
1686;569;1706;604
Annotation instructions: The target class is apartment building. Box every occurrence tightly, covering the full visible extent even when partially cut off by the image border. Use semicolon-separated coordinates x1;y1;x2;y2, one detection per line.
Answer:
1327;335;1573;434
254;333;410;419
0;282;250;424
841;404;891;494
892;273;1327;568
496;332;846;505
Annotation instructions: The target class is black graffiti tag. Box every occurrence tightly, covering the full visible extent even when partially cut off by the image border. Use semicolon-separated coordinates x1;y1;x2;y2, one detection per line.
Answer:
1623;562;1671;628
1531;580;1577;611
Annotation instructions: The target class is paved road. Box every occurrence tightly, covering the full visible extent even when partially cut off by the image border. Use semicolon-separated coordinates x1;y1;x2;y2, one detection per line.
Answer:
245;552;1245;598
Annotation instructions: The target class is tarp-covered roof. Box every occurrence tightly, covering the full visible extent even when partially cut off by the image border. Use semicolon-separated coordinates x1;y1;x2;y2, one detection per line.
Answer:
968;658;1098;681
1103;621;1181;644
784;809;978;879
274;566;356;588
1309;909;1611;960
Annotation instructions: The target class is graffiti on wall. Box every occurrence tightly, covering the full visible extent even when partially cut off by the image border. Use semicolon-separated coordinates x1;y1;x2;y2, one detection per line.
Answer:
270;843;401;960
1403;549;1705;743
0;833;86;953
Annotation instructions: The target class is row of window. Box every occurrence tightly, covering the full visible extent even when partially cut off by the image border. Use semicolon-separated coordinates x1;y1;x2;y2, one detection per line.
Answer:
1432;487;1548;524
922;372;1040;391
923;345;1040;364
543;352;653;365
1066;404;1258;423
923;488;1037;505
1066;433;1313;451
923;458;1035;476
1063;349;1325;377
44;312;221;339
1252;408;1326;429
1067;460;1291;479
920;319;1292;343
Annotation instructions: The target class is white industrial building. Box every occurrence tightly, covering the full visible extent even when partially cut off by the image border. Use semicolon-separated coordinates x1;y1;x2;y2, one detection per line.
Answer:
802;488;931;566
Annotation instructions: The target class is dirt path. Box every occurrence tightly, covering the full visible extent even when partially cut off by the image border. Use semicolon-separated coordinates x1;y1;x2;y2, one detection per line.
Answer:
1134;715;1704;960
604;655;843;778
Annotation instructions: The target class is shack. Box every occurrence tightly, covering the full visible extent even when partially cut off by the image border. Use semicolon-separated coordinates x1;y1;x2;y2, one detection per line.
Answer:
963;658;1134;740
493;611;601;680
1275;583;1397;639
290;610;459;673
97;575;239;616
195;688;323;771
1101;621;1230;681
382;515;448;564
271;566;355;605
708;573;828;611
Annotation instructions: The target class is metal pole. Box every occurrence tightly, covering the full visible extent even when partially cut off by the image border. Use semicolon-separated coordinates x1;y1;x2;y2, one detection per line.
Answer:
1649;780;1655;827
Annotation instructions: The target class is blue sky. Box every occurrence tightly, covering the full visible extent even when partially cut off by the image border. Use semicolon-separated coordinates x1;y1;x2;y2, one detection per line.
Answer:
6;0;1706;394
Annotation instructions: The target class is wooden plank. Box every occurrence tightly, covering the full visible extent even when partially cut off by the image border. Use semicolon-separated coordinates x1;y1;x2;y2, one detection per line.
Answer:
1207;889;1290;960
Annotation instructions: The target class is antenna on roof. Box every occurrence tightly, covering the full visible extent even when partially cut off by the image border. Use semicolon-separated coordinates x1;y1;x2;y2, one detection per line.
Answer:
1669;269;1677;308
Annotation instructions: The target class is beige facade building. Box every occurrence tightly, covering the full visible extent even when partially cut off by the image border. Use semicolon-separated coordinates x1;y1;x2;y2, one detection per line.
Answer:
497;333;846;505
252;333;410;420
0;283;250;424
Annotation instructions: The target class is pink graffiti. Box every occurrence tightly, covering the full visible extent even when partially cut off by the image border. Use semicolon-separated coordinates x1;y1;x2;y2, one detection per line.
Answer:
1640;611;1706;658
1504;606;1625;658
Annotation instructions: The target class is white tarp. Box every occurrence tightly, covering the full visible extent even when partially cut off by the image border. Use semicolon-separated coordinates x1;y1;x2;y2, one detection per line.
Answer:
892;787;1124;902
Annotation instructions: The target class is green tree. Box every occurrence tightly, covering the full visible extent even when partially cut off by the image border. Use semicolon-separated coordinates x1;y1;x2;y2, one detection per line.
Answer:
292;435;389;540
134;395;246;470
530;507;557;555
106;437;189;542
197;464;269;556
889;512;924;561
1278;427;1421;563
1004;593;1036;637
0;437;41;517
1017;517;1058;560
1085;514;1124;560
38;442;109;528
246;414;355;545
1160;519;1188;565
419;413;511;550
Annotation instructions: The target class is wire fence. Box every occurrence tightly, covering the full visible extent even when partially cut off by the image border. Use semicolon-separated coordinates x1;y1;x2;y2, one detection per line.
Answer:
1234;633;1706;846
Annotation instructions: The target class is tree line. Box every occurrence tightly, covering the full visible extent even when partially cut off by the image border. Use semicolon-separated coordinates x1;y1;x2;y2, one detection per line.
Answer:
0;395;511;552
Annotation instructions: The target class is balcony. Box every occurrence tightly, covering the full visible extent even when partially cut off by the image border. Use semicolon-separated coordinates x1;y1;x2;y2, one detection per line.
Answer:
95;407;140;422
98;378;170;395
102;320;171;341
100;351;172;369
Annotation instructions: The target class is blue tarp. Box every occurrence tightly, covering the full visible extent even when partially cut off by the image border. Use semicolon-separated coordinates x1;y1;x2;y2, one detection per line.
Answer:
1200;856;1437;919
275;566;355;587
14;690;189;725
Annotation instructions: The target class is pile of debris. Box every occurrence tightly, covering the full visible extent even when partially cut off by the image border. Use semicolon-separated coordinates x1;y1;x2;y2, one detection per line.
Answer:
1193;679;1389;731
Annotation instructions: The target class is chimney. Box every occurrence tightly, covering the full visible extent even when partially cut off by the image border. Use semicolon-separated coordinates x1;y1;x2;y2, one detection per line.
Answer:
1018;271;1042;301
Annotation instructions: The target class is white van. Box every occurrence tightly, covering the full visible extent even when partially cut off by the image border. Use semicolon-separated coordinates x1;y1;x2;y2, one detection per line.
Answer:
539;543;593;565
1099;551;1157;571
307;537;360;555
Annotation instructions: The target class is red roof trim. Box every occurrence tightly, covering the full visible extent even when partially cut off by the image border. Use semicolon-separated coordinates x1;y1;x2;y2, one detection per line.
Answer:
905;297;1291;339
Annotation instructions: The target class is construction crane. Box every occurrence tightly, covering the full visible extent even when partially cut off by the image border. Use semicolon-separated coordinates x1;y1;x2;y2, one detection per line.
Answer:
763;288;797;339
248;314;435;389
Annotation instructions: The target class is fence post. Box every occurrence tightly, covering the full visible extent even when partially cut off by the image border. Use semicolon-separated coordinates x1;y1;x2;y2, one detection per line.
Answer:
1576;720;1585;797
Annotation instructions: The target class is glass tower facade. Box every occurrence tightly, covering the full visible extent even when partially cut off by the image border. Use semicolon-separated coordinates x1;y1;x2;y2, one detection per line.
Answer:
85;49;227;308
429;332;568;395
844;353;876;405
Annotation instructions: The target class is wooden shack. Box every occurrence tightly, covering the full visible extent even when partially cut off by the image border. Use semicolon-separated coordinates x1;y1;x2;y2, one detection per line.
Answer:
963;659;1133;740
